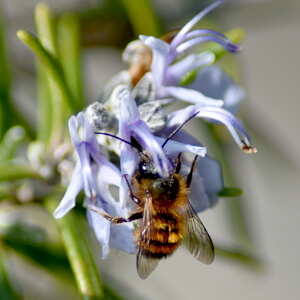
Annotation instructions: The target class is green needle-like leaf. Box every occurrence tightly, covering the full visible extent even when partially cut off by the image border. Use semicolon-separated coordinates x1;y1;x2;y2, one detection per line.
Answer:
0;162;40;182
215;245;263;272
57;12;84;111
16;31;66;105
1;219;71;275
34;3;57;56
0;126;26;161
0;243;20;299
34;3;57;144
17;29;72;147
0;4;12;139
46;198;105;300
121;0;162;36
34;3;75;147
218;187;243;197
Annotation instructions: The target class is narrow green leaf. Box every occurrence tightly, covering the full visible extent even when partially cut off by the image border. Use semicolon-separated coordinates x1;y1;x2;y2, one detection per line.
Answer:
57;12;84;111
34;3;57;56
36;60;53;143
16;31;67;105
45;197;105;300
215;245;263;272
218;187;243;197
17;30;72;147
121;0;162;36
0;163;39;182
0;126;26;161
0;4;12;139
4;219;125;300
180;69;199;86
34;3;56;144
32;3;74;147
0;6;34;139
103;286;124;300
1;220;71;275
0;243;20;299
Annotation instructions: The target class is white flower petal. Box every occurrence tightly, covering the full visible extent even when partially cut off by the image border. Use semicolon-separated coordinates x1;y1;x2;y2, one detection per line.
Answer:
98;161;121;187
165;86;223;106
189;155;223;211
87;207;111;259
119;86;140;124
167;51;215;85
109;224;136;254
53;163;83;219
156;137;206;157
170;0;224;49
140;35;170;88
119;148;137;207
68;116;81;146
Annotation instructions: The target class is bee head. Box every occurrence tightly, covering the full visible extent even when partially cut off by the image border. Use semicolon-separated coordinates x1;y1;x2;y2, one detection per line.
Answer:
138;159;158;180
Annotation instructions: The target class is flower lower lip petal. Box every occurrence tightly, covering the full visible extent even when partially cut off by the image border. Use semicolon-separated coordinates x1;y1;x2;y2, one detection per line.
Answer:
170;0;225;49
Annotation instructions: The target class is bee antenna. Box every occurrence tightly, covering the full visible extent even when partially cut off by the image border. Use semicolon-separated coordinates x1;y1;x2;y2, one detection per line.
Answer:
161;111;200;149
94;132;143;153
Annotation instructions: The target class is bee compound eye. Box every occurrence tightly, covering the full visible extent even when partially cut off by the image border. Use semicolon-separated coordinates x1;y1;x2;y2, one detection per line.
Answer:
139;162;148;173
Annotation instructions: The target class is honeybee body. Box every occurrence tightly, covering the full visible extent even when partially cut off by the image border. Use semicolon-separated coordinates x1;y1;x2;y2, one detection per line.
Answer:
96;139;214;279
132;173;188;259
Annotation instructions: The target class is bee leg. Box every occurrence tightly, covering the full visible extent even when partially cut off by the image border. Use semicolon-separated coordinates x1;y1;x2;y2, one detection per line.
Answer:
123;174;142;206
175;153;182;174
186;155;198;188
100;211;143;224
89;206;142;224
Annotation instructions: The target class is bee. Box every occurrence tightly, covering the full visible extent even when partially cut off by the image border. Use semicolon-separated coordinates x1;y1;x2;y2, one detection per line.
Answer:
96;146;213;279
95;113;214;279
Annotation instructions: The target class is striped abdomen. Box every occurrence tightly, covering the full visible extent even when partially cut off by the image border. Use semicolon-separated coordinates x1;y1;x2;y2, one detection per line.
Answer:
136;212;186;259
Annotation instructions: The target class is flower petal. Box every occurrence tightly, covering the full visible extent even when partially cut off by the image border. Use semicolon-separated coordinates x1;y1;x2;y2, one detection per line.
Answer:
68;116;81;147
140;35;169;87
195;107;256;152
165;86;223;106
119;87;172;176
97;159;122;187
166;51;215;85
109;224;136;254
53;163;83;219
189;155;223;212
119;86;140;125
87;208;111;259
167;104;256;152
156;137;206;157
119;147;137;207
170;0;225;49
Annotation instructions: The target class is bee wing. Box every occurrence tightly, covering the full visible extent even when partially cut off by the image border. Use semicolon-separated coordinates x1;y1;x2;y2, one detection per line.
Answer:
136;247;159;279
185;200;214;264
136;196;160;279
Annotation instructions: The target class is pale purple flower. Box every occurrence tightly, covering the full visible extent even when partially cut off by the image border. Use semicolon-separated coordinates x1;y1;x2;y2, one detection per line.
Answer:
166;104;256;153
139;0;241;107
115;86;225;212
53;112;135;258
53;0;257;262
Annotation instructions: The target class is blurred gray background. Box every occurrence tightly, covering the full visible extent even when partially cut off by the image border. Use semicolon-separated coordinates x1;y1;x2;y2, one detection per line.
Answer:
1;0;300;299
